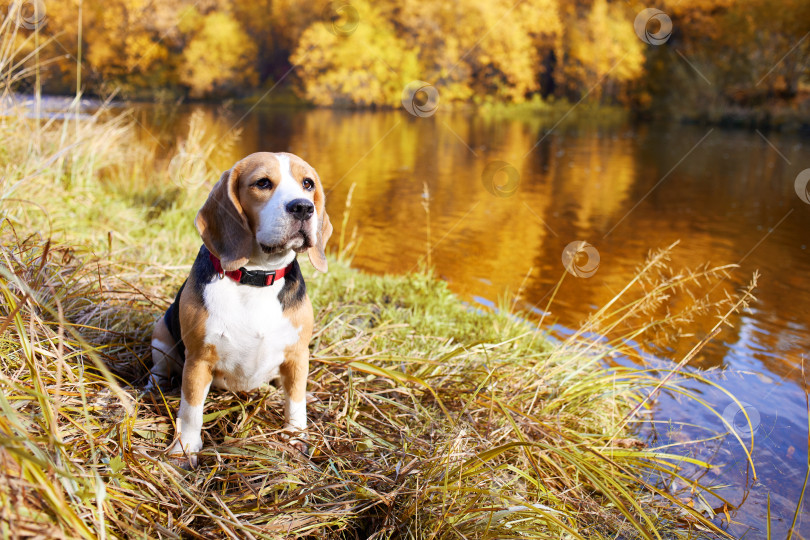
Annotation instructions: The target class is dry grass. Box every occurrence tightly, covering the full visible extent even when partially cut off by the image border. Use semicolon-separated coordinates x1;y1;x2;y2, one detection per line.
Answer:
0;227;756;539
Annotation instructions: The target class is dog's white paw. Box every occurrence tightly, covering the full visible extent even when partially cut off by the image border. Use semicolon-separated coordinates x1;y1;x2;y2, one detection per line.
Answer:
281;427;309;455
288;437;309;455
167;437;203;468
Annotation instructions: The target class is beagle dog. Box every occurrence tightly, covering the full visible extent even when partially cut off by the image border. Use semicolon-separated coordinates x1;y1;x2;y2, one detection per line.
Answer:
147;152;332;466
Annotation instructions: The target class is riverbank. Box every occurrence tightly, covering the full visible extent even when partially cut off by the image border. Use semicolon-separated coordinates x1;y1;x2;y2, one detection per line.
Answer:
0;102;756;538
8;89;810;134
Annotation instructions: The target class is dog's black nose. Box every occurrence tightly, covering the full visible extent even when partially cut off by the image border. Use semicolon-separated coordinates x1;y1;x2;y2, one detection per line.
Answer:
286;198;315;221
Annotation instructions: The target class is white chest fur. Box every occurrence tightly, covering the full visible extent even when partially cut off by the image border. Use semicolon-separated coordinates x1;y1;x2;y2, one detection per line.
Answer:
203;277;301;392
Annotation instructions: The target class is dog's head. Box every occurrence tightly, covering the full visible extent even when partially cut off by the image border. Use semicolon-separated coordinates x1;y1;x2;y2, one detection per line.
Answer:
195;152;332;272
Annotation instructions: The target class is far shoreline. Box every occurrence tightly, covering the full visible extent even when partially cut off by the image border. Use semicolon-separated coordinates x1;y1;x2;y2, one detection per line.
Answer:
6;89;810;133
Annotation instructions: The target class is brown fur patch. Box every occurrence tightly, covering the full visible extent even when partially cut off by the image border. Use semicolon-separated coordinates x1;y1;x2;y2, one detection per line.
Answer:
195;169;253;272
237;154;281;233
177;270;217;407
280;295;314;402
182;347;216;407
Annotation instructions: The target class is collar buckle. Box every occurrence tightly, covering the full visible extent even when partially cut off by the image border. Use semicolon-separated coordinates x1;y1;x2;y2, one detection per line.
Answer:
265;271;277;286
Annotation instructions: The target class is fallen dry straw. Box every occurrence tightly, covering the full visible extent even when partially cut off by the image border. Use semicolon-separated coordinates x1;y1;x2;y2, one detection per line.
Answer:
0;225;753;539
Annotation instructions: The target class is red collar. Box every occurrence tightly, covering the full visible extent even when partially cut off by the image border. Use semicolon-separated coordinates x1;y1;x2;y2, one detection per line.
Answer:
209;252;293;287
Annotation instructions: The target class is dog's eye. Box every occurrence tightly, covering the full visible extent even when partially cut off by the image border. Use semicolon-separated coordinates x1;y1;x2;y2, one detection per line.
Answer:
255;178;272;189
302;178;315;191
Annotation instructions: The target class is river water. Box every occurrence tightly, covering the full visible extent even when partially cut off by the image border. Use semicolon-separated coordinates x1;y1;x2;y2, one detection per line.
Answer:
137;104;809;537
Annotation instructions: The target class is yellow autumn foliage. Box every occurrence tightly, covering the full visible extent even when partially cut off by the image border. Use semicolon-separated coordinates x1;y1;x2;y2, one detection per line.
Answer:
562;0;645;101
291;1;420;107
7;0;807;113
178;10;258;98
390;0;563;102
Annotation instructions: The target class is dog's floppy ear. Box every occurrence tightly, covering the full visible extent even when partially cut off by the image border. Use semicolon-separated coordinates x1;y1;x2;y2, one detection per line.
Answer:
195;168;253;271
308;211;332;273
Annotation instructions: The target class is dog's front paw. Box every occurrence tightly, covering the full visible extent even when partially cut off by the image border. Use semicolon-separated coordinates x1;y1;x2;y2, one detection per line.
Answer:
167;437;203;468
288;437;309;455
280;427;309;455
